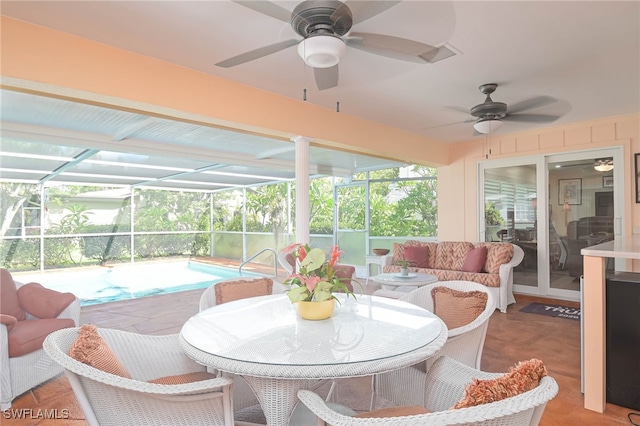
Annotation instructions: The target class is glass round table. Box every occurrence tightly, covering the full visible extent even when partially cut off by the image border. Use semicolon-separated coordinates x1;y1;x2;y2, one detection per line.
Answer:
180;293;447;425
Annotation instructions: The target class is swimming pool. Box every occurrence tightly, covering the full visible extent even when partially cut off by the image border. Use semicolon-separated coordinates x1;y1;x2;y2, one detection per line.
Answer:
13;261;261;306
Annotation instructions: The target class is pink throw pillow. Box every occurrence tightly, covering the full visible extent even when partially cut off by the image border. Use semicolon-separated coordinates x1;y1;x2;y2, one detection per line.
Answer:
462;246;488;273
404;245;429;268
1;268;26;321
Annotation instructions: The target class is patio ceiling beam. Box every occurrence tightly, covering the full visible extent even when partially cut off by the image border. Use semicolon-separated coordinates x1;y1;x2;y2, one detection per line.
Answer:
40;149;100;183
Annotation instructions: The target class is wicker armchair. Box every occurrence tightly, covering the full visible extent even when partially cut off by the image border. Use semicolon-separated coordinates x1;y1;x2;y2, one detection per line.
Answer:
43;327;235;426
297;356;559;426
373;280;496;408
1;269;80;410
199;277;287;418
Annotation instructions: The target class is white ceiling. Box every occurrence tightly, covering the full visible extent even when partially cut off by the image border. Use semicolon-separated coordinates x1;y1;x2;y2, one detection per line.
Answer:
2;0;638;144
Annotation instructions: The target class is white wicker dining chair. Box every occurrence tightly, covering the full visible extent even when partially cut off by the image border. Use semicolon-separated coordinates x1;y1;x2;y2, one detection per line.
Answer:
199;276;286;418
373;280;496;408
43;327;235;426
297;356;559;426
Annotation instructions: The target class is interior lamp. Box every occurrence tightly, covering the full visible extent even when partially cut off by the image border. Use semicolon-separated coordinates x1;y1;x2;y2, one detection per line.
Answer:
297;35;346;68
593;158;614;172
473;119;503;134
562;200;572;225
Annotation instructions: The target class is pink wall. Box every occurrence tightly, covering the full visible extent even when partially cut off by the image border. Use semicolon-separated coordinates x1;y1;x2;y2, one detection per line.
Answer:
438;114;640;270
1;16;638;271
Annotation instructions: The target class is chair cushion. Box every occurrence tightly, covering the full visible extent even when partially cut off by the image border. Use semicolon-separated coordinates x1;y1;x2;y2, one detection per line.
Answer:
214;278;273;305
17;282;76;319
0;314;17;332
148;371;217;385
8;318;75;357
68;324;132;378
452;358;547;409
431;287;488;329
461;246;488;273
1;268;26;321
404;246;429;268
333;264;355;292
285;253;296;272
354;405;430;418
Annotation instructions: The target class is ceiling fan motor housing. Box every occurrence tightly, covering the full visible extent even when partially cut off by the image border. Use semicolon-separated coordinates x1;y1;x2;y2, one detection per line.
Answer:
291;0;353;37
470;83;507;119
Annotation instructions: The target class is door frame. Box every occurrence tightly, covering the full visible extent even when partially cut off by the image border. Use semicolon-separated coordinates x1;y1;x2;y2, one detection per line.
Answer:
479;146;625;301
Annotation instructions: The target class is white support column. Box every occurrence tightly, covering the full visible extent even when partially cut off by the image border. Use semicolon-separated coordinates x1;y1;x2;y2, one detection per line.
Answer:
291;135;312;244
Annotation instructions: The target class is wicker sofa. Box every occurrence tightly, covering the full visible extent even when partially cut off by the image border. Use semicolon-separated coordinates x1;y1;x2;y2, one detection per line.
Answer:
383;241;523;313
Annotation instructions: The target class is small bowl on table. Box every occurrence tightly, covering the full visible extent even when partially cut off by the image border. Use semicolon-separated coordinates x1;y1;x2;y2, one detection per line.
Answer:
372;248;390;256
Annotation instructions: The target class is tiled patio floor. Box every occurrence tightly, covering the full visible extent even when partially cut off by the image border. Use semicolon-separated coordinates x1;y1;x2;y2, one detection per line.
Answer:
4;259;632;425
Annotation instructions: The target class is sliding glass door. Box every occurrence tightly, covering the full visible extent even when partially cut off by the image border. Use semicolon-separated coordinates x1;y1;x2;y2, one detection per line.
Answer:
480;147;624;301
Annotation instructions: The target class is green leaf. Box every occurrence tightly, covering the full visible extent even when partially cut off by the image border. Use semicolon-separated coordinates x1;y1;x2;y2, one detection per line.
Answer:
287;285;310;303
299;247;326;271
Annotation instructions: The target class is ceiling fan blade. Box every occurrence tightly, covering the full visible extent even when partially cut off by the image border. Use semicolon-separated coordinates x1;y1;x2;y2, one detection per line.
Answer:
507;95;558;114
232;0;292;22
421;118;474;130
504;113;560;123
215;39;299;68
446;106;472;115
314;65;339;91
346;32;439;63
343;1;401;24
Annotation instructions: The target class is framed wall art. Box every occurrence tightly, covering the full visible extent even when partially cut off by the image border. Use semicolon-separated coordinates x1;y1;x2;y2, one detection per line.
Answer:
558;178;582;205
603;175;613;188
635;153;640;203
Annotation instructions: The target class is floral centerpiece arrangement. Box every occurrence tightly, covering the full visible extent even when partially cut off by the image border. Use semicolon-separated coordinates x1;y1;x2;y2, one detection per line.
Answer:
284;244;356;304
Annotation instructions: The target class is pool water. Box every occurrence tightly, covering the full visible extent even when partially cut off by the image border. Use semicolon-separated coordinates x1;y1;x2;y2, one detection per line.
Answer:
14;261;260;306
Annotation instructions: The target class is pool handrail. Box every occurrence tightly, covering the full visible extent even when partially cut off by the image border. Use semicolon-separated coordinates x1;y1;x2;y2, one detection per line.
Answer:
239;248;278;278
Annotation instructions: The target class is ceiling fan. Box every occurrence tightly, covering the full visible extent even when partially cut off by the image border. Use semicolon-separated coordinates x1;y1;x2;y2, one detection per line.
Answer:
216;0;450;90
457;83;561;135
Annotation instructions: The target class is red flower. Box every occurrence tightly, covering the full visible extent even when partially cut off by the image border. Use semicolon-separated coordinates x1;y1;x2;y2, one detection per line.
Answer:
297;245;307;261
329;245;343;266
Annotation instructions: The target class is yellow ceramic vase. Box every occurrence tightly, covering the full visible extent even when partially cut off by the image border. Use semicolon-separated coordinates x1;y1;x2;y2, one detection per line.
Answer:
296;299;335;320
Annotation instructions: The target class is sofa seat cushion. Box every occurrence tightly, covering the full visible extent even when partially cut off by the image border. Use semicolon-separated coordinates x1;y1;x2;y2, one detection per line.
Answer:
434;242;474;271
17;283;76;319
1;268;26;321
8;318;75;357
382;266;501;288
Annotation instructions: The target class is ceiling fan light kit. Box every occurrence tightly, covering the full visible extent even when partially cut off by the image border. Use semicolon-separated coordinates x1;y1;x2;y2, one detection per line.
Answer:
593;158;614;172
473;119;503;134
220;0;449;90
297;35;346;68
